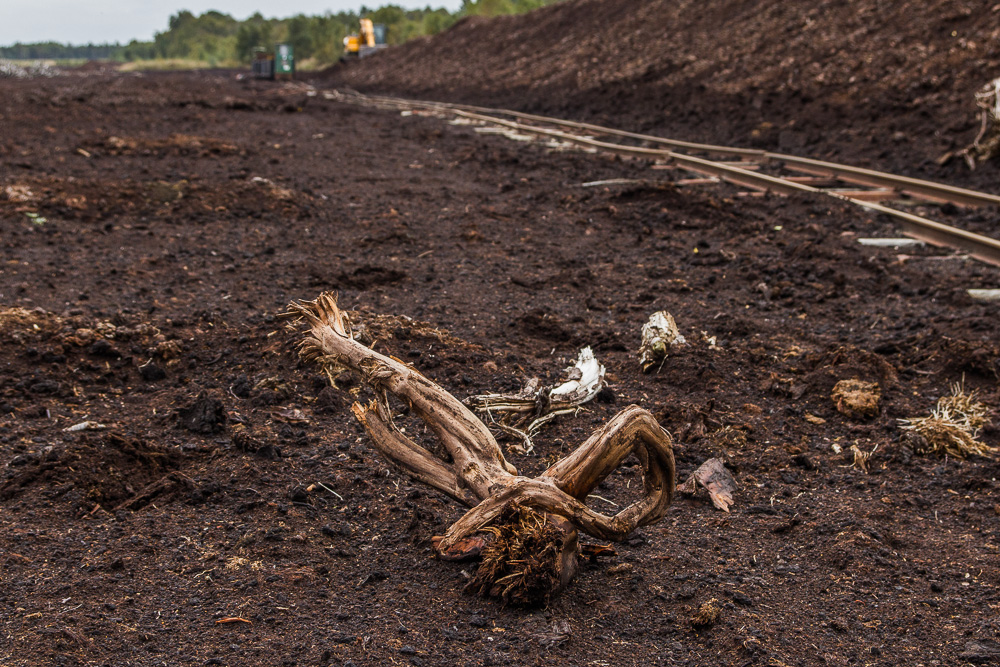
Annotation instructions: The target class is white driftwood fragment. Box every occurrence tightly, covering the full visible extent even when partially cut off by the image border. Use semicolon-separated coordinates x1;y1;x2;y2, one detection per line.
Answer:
63;421;107;432
466;347;606;453
639;311;687;373
551;347;605;405
578;178;649;188
857;238;925;248
968;289;1000;302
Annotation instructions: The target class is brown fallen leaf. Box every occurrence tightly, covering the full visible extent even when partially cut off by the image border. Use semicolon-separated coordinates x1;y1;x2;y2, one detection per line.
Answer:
804;413;826;425
678;458;737;512
215;617;252;625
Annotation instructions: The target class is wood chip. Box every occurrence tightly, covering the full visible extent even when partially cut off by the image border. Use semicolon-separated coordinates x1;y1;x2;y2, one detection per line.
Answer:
678;458;737;512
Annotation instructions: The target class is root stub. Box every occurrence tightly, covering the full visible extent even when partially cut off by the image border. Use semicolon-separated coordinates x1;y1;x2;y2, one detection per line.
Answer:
463;504;579;606
287;292;675;600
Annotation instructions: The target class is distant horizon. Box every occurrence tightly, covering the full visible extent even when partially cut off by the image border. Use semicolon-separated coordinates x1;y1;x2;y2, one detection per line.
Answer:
1;1;463;48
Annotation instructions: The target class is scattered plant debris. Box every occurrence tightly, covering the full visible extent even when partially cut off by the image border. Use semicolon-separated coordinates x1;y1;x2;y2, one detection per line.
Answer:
847;443;877;473
0;59;58;79
957;77;1000;168
466;346;606;454
215;617;252;625
900;383;993;458
25;212;47;226
691;599;721;628
63;421;107;432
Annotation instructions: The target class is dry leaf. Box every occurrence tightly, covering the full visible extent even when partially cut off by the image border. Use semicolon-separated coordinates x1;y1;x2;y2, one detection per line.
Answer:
678;458;737;512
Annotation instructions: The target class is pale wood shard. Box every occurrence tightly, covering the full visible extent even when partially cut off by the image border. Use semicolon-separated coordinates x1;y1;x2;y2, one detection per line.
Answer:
678;457;737;512
639;311;686;373
287;292;676;600
466;346;607;454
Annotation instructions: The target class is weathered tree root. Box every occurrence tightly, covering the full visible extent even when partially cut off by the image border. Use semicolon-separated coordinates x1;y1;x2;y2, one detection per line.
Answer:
288;293;675;603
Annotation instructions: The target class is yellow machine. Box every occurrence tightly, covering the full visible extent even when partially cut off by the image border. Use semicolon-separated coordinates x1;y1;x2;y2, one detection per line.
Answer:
343;19;388;59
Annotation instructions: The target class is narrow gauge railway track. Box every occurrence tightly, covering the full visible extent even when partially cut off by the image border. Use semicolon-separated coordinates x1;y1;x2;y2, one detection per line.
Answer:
324;89;1000;268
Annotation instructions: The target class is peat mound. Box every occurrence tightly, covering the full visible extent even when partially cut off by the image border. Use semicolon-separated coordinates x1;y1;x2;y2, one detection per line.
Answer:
319;0;1000;189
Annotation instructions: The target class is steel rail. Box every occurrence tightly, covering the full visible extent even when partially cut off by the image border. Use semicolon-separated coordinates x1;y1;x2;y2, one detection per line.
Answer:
452;111;1000;266
330;90;1000;267
345;90;1000;209
761;154;1000;208
826;196;1000;266
471;102;1000;207
341;90;765;159
451;110;814;195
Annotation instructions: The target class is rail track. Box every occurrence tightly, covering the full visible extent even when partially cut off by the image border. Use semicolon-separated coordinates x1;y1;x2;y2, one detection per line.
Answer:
324;89;1000;269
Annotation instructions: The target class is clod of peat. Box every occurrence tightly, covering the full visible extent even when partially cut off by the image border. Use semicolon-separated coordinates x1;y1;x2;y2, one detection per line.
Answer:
178;390;228;434
138;360;166;381
960;639;1000;664
530;619;573;648
830;379;881;418
230;424;281;459
465;503;579;606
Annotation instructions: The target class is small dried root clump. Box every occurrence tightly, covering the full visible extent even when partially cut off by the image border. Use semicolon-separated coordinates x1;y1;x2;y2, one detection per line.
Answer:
691;598;722;629
831;379;881;418
900;383;993;458
466;347;606;455
465;503;578;606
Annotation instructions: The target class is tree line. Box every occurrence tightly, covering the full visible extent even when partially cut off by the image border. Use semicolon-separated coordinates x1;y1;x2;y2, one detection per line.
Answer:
0;1;560;66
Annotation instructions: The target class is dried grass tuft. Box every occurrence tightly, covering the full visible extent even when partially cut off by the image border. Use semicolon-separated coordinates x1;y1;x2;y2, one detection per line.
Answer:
691;598;722;628
900;383;994;459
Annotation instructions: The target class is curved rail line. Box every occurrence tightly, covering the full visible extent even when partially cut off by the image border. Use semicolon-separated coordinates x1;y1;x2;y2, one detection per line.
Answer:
325;89;1000;268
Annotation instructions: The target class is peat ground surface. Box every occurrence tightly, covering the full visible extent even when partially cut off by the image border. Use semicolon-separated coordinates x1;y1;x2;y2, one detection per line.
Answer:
1;70;999;666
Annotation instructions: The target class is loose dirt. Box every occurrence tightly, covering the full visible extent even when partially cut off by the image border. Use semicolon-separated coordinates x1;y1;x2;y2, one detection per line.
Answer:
1;65;999;667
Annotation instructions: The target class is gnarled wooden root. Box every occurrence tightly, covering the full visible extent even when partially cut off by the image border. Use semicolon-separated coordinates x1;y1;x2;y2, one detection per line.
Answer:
288;293;675;603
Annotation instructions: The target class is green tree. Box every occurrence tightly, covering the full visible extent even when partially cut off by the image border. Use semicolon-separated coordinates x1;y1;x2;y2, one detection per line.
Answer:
235;13;273;61
286;15;316;59
0;1;563;67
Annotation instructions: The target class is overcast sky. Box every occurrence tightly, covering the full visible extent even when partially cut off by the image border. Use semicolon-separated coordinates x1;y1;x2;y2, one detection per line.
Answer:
1;1;464;46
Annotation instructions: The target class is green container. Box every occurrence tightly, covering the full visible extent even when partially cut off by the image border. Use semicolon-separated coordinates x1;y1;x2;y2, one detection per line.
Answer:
274;43;294;77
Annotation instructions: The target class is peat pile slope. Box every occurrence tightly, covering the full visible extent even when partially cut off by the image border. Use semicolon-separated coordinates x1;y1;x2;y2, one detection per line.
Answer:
321;0;1000;189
